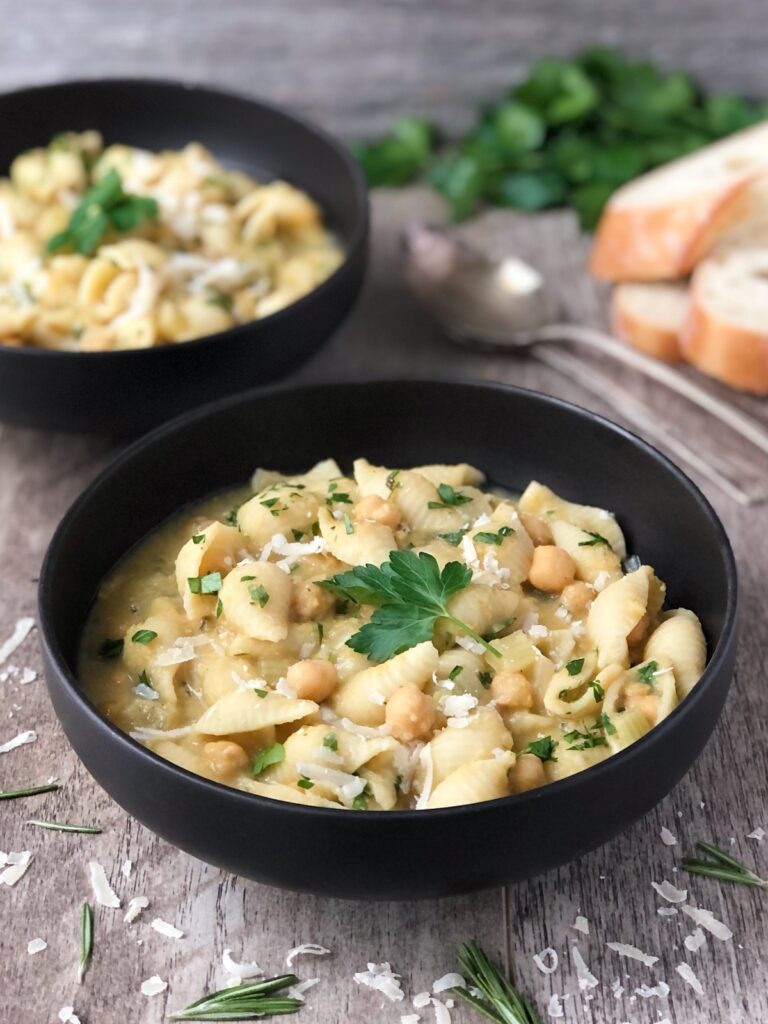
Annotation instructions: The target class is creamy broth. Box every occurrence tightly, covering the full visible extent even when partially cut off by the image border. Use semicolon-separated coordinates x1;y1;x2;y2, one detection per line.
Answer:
80;460;707;811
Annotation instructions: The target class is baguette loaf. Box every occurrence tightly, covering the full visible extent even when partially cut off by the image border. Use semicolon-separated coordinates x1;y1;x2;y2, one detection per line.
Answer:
681;245;768;394
591;122;768;282
611;282;688;362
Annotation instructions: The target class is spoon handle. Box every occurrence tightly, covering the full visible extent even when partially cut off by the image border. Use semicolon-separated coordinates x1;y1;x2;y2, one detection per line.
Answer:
536;323;768;457
533;346;766;506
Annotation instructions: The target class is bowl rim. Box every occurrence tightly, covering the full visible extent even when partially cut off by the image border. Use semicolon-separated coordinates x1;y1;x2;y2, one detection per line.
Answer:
38;377;740;822
0;76;369;361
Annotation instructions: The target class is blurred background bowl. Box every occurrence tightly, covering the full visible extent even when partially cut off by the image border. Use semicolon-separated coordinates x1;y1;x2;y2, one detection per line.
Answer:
38;379;738;899
0;79;368;435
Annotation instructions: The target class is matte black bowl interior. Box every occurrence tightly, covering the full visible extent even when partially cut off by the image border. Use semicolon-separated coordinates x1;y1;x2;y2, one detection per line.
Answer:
38;380;738;900
0;80;368;435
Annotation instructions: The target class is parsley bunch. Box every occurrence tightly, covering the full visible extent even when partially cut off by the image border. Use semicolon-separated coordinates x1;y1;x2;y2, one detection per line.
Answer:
46;168;158;256
352;46;768;227
320;549;500;662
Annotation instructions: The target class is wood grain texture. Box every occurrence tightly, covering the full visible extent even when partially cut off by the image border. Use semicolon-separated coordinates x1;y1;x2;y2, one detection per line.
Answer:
0;4;767;1021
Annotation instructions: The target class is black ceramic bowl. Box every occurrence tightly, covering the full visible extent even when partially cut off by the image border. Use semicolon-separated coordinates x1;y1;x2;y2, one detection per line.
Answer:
0;80;367;435
39;381;738;900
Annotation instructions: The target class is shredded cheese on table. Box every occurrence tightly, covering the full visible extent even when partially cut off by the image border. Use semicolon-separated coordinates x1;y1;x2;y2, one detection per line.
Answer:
88;860;121;908
0;729;37;754
285;943;331;968
353;962;405;1002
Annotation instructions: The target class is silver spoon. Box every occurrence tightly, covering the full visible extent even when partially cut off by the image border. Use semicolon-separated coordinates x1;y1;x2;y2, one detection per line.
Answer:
403;224;768;506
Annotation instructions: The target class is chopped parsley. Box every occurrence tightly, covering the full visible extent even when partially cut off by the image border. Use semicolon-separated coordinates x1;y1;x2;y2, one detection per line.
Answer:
224;503;242;527
563;721;609;750
249;584;270;607
192;533;206;545
352;784;370;809
253;688;267;698
478;671;492;689
565;658;585;676
578;530;611;548
599;712;616;735
206;291;233;312
448;664;463;682
291;529;304;542
473;526;515;545
323;733;338;752
188;571;223;595
588;679;605;702
97;637;123;660
343;512;355;535
523;737;558;762
298;777;315;790
317;622;324;644
439;527;470;546
251;742;285;776
137;670;153;689
260;497;279;509
215;598;223;618
131;629;157;645
637;660;659;685
428;483;472;509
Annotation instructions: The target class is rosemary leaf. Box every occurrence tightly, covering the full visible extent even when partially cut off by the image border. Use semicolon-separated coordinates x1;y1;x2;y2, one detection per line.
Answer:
453;940;541;1024
0;782;59;801
79;900;92;983
170;975;303;1020
26;820;102;834
681;841;766;889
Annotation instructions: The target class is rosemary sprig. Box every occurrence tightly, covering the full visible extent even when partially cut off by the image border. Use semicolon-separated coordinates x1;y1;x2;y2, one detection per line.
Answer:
453;940;541;1024
170;974;303;1020
681;840;766;890
79;900;93;983
0;782;59;801
26;820;102;834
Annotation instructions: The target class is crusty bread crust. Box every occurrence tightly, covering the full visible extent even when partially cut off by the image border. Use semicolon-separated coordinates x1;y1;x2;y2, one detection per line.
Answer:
611;285;685;363
681;294;768;394
591;179;755;282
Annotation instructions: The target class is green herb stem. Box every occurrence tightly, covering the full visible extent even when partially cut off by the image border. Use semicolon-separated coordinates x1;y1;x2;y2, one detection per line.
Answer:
26;820;102;835
79;900;93;983
454;940;541;1024
0;782;59;801
170;975;302;1020
681;841;766;890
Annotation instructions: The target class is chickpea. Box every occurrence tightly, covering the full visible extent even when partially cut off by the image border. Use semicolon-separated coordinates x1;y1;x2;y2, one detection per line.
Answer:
625;682;659;724
520;512;553;547
627;613;650;648
560;581;594;616
286;659;338;701
490;670;533;710
385;683;436;742
509;753;547;793
204;740;249;780
291;579;336;621
528;545;576;593
354;494;401;530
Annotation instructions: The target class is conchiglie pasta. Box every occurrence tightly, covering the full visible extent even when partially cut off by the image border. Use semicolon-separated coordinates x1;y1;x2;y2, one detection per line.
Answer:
80;463;709;811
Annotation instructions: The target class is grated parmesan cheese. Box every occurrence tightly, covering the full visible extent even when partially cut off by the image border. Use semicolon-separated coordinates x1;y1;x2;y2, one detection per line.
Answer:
223;947;263;979
287;978;319;1001
611;978;624;998
133;682;159;700
430;998;451;1023
660;827;678;846
58;1008;81;1024
455;635;486;656
572;915;590;935
684;928;706;953
571;947;598;989
657;907;678;917
415;744;434;810
592;571;611;592
285;943;331;967
151;917;184;939
275;677;298;698
413;992;431;1008
19;668;37;685
432;973;465;993
532;948;558;974
634;981;670;998
0;618;35;665
140;975;168;996
121;859;133;879
676;962;704;994
0;850;33;886
401;1016;421;1024
27;937;47;954
681;905;732;941
0;729;37;754
606;942;659;967
88;860;121;908
747;827;766;841
547;993;564;1018
124;896;149;924
353;962;404;1002
652;879;687;903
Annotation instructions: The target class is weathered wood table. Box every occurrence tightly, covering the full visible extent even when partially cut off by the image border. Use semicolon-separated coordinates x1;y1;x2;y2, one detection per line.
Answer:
1;188;766;1024
1;3;768;1018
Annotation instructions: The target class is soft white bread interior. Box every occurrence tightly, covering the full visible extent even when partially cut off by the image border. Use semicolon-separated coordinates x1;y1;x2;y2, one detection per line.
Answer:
591;122;768;282
611;281;688;363
681;241;768;394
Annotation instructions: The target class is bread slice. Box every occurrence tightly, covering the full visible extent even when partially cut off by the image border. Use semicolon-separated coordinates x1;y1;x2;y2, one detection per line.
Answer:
591;122;768;282
682;244;768;394
611;282;688;362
